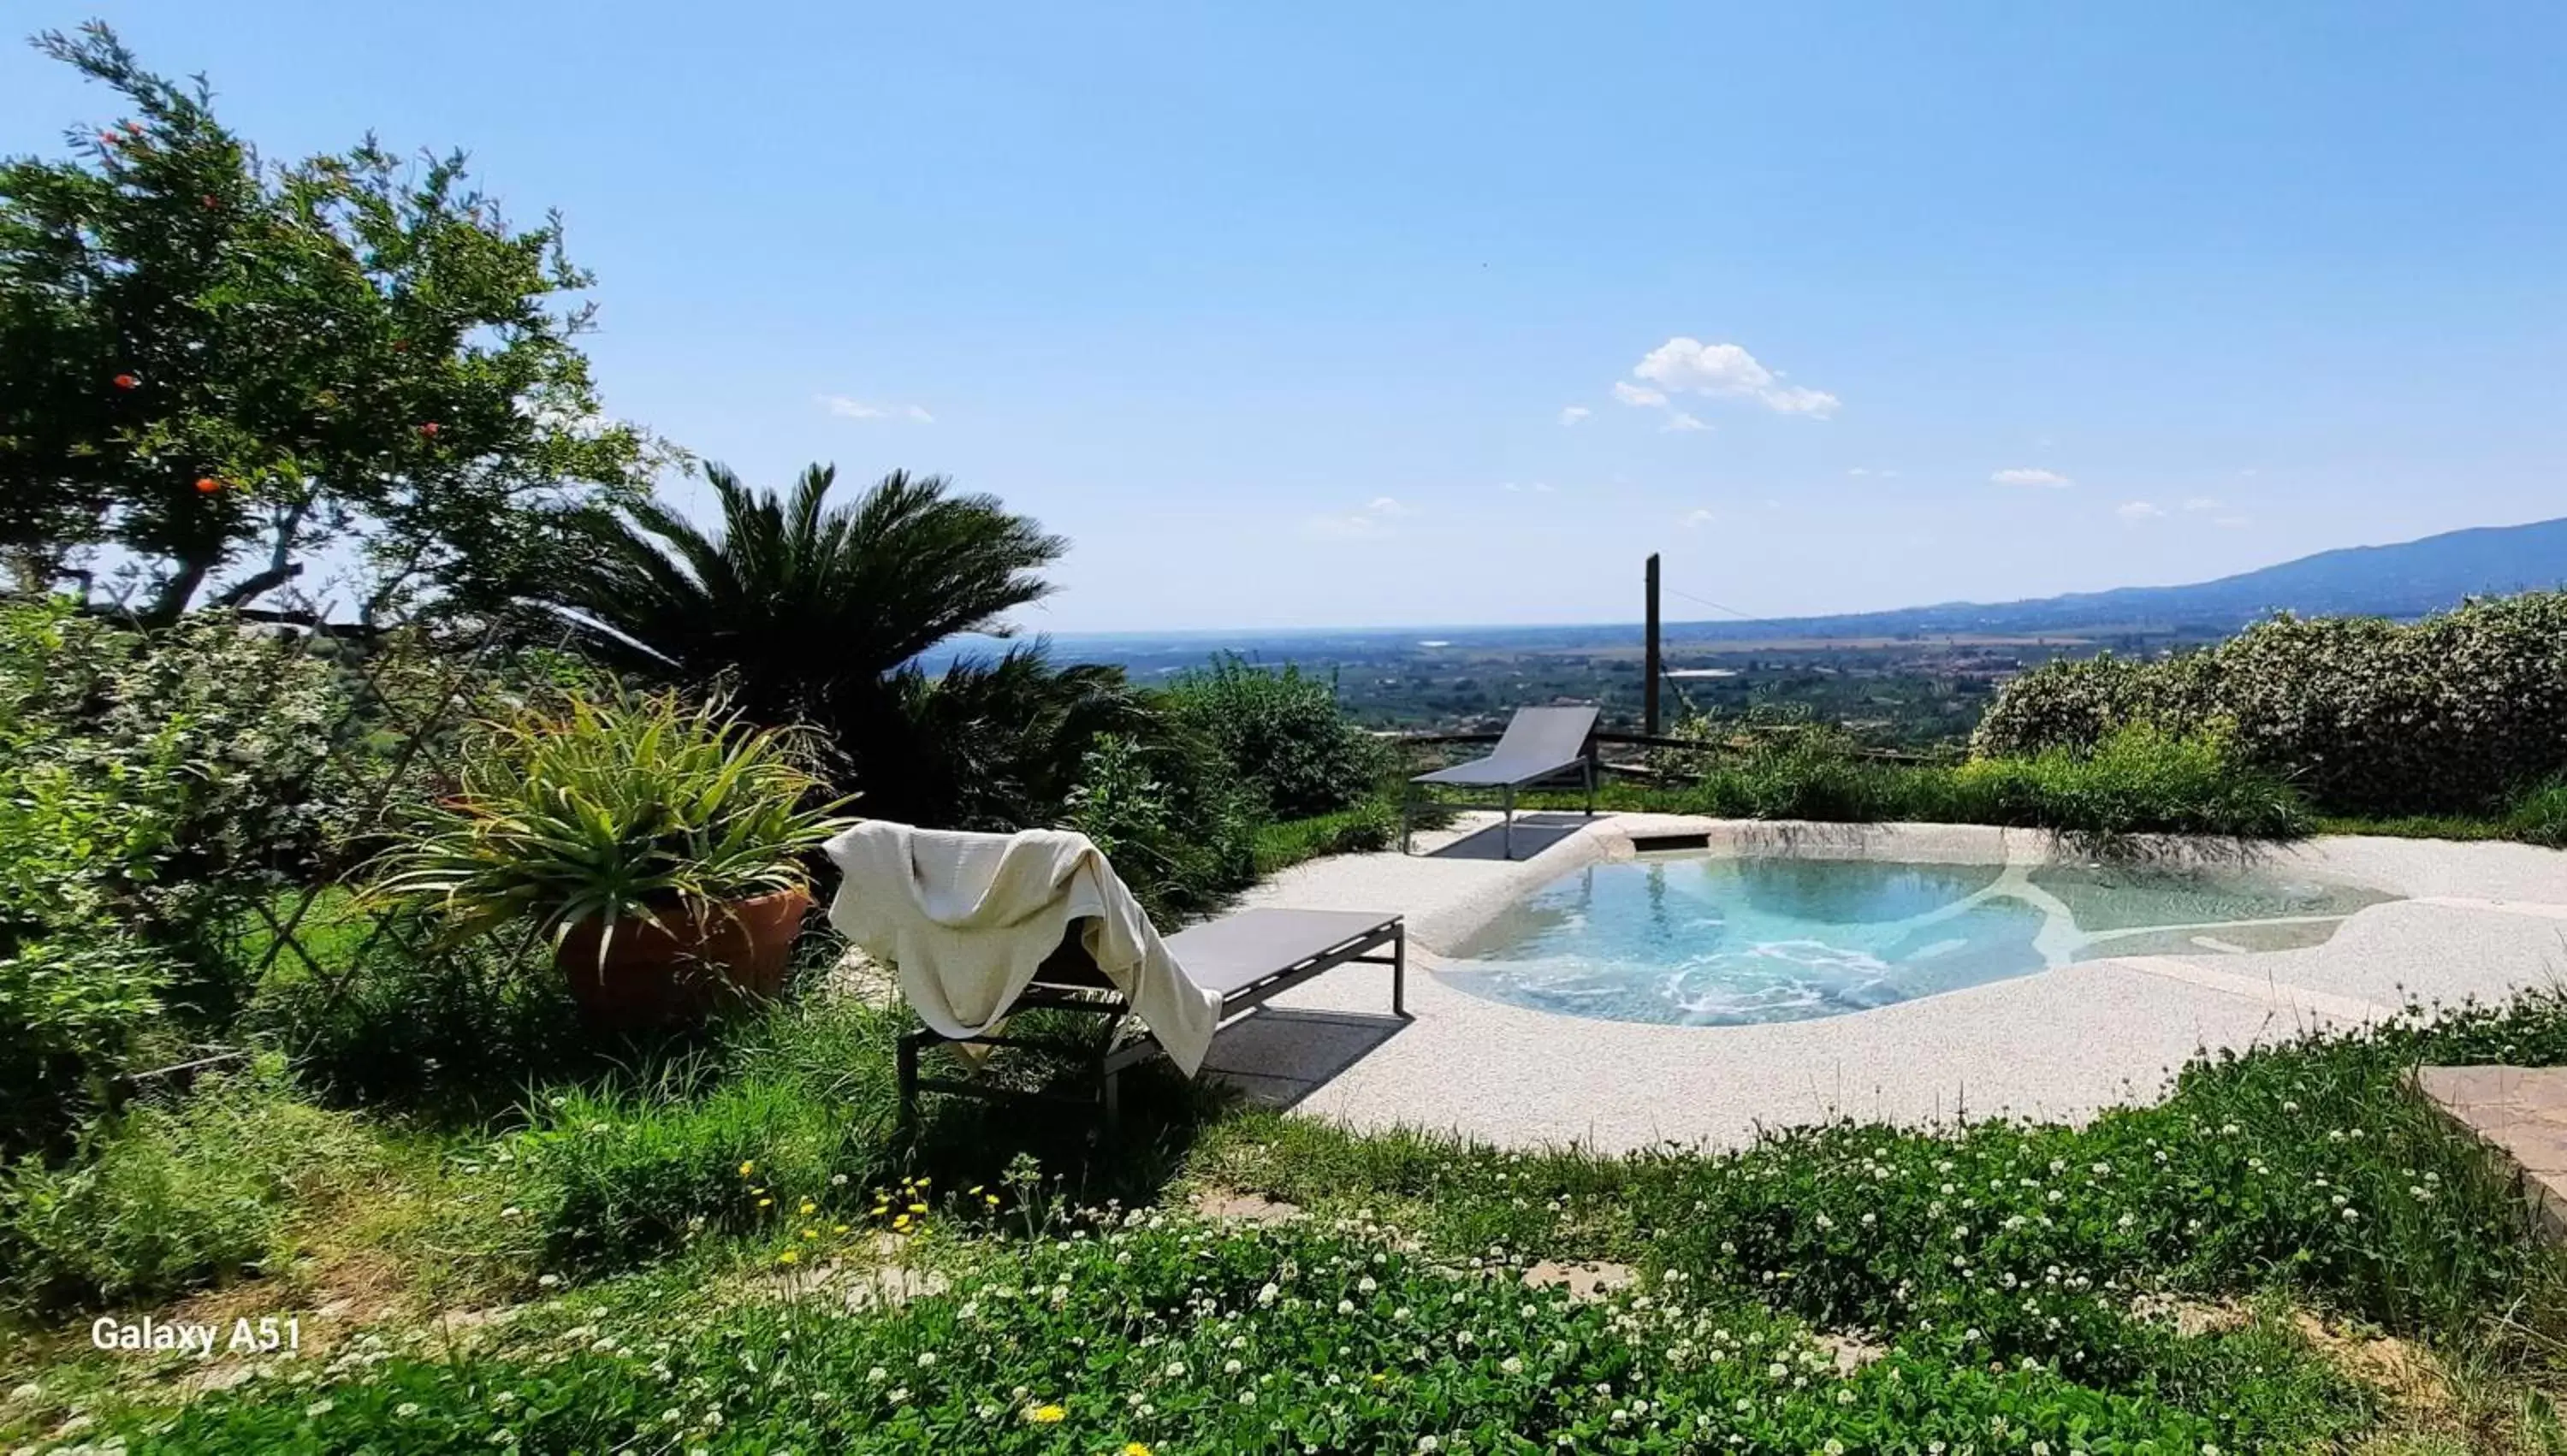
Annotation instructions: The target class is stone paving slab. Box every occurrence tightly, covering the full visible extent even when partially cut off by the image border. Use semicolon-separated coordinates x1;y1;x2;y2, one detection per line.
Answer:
2416;1065;2567;1240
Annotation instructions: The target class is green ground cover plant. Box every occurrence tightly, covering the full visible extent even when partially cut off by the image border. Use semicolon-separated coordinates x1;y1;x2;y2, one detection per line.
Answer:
0;1056;372;1314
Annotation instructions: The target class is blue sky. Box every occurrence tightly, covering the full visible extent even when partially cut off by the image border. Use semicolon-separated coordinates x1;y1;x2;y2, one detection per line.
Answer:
8;3;2564;631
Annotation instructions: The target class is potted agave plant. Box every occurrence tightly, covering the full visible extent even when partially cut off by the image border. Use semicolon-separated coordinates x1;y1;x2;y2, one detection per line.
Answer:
376;690;854;1027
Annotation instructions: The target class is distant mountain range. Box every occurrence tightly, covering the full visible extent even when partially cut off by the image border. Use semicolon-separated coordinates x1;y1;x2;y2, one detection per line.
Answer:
1663;514;2567;641
933;516;2567;670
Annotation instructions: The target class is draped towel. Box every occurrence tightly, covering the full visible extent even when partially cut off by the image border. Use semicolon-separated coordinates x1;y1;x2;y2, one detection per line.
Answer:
822;821;1222;1075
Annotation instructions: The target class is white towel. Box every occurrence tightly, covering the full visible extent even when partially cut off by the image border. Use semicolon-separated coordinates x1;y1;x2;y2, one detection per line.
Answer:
821;821;1223;1076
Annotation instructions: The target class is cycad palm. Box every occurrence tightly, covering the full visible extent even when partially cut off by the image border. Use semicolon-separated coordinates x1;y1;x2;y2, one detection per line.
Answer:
553;463;1066;729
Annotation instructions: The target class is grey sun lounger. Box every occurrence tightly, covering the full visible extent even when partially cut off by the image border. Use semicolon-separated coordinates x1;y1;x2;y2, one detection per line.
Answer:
1402;704;1600;859
896;908;1405;1133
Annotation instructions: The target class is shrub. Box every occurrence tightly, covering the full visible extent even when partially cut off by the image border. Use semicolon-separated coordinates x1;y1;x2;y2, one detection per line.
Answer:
372;690;853;954
1666;722;2309;839
1163;654;1392;819
1975;592;2567;814
1063;731;1259;920
1253;798;1402;875
1685;725;1911;821
510;998;907;1273
0;1056;371;1312
1950;723;2311;839
241;891;593;1114
2503;774;2567;849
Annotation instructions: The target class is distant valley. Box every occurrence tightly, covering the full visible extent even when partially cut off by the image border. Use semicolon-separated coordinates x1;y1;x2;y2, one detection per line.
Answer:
930;516;2567;742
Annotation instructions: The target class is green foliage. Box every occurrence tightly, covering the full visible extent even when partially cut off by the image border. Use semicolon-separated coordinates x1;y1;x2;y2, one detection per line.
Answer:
1949;723;2311;839
1254;797;1402;875
506;997;906;1273
2501;775;2567;849
2;24;649;621
1198;991;2567;1415
1660;721;2310;839
1064;731;1259;921
1162;655;1394;819
880;648;1147;832
125;1210;2362;1453
371;690;852;955
1974;592;2567;814
239;889;591;1115
0;1056;370;1313
548;462;1102;831
0;597;375;1148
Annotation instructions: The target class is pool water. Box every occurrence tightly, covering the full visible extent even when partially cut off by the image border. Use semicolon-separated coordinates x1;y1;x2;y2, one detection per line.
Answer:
1438;855;2398;1026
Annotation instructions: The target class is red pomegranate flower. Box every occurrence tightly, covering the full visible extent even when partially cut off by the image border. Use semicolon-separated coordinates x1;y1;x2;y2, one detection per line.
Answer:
418;421;440;438
113;373;139;390
194;476;222;495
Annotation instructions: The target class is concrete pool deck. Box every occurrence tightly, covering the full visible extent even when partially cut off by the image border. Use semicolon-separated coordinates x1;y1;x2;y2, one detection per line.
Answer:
1200;814;2567;1153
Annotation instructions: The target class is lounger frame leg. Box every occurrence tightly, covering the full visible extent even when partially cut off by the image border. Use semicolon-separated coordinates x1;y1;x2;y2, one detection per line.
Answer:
1391;921;1408;1017
1502;783;1515;859
1401;783;1415;855
896;1032;921;1130
1584;754;1597;817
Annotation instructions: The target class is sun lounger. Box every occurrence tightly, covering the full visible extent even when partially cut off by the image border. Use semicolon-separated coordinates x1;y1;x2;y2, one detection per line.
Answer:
895;907;1406;1131
1402;704;1600;858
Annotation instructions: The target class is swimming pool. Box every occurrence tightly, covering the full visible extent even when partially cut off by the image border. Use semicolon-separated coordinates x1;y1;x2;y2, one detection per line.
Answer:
1437;855;2398;1026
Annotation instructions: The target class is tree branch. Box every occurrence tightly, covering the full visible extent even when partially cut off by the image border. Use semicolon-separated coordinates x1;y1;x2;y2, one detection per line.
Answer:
209;498;312;610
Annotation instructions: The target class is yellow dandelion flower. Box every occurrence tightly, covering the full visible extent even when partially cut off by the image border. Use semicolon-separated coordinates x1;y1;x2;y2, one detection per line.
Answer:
892;1214;912;1230
1123;1445;1153;1456
983;1193;1000;1207
798;1199;815;1215
757;1197;773;1208
776;1249;798;1264
802;1228;818;1239
833;1223;850;1234
907;1202;928;1215
1025;1403;1065;1423
738;1160;756;1177
916;1177;931;1187
968;1184;985;1195
750;1186;766;1195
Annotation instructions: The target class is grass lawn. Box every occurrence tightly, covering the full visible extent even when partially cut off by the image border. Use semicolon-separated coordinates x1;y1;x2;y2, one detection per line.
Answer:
7;976;2567;1453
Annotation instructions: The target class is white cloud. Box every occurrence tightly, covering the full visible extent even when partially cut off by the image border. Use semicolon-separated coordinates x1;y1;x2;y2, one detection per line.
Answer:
1661;411;1710;433
1759;385;1839;416
1625;337;1840;417
821;394;933;423
1499;481;1556;494
2116;500;2166;520
1991;468;2072;488
1680;508;1717;529
1557;405;1592;426
1304;495;1419;538
2181;496;2221;512
1301;513;1383;540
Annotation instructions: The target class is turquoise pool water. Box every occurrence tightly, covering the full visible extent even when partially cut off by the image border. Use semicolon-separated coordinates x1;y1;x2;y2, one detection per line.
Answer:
1438;855;2398;1026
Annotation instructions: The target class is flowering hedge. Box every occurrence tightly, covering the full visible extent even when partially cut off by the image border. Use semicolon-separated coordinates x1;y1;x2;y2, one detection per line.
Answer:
1970;591;2567;814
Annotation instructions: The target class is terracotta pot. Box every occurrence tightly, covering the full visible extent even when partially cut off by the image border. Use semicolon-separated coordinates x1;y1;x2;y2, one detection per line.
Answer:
554;885;812;1029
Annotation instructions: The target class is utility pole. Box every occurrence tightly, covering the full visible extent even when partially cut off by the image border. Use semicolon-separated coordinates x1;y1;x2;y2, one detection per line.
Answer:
1644;552;1662;737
